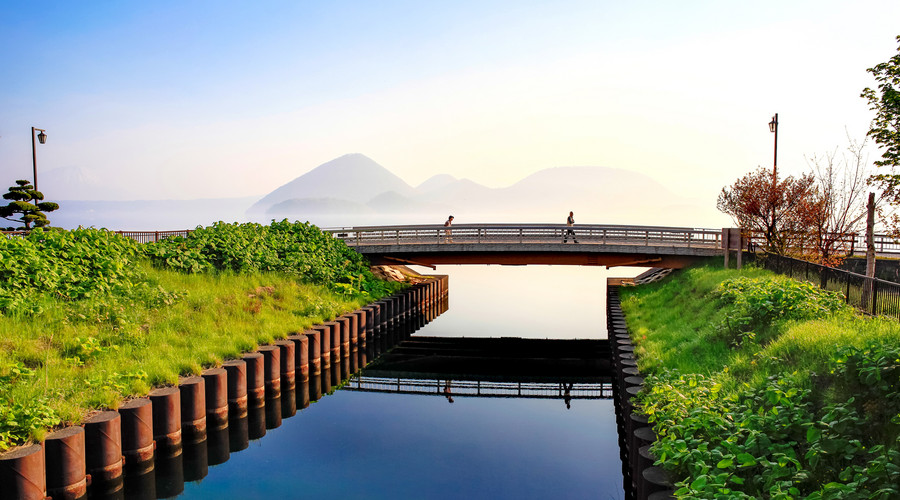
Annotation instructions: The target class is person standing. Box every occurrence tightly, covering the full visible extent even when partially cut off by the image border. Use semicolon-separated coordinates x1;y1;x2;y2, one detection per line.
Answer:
444;215;454;242
563;211;578;243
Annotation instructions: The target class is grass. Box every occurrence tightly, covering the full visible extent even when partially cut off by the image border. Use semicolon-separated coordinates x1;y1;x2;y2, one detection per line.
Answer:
0;262;370;435
621;265;772;377
619;263;900;498
621;264;900;397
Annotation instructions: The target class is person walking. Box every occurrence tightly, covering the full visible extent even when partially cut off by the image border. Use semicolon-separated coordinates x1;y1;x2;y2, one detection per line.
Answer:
563;211;578;243
444;215;454;242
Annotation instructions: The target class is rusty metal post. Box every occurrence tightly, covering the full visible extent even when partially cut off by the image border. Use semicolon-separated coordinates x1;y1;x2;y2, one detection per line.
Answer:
242;352;265;410
313;324;331;372
259;345;281;400
288;334;310;409
223;359;248;419
119;398;154;466
149;387;182;452
277;340;297;418
179;376;207;442
0;444;47;500
45;426;88;500
83;410;123;485
201;368;228;429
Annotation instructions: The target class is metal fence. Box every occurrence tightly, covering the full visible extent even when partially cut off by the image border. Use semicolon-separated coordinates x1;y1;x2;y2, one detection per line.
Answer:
752;253;900;318
1;229;194;243
112;230;193;243
745;231;900;256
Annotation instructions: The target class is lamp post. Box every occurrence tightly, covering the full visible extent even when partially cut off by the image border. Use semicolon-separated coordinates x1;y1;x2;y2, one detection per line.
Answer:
766;113;779;253
31;127;47;192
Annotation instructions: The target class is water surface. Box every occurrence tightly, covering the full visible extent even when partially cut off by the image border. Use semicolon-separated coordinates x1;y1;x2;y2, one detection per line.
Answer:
166;265;641;499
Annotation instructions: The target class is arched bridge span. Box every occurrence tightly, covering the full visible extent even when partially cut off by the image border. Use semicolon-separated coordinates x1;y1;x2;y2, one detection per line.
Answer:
326;223;728;268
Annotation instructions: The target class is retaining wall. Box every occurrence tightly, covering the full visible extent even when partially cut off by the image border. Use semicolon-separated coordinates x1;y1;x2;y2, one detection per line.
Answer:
0;276;449;500
608;285;676;500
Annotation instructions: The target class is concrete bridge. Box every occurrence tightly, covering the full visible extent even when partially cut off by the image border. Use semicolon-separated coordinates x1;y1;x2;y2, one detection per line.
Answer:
325;223;728;268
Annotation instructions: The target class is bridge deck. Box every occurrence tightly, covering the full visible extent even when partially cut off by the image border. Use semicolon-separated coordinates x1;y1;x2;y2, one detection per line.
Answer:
326;223;724;267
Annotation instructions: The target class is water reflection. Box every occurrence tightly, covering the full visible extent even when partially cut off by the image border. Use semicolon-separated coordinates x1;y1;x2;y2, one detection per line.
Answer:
96;266;633;499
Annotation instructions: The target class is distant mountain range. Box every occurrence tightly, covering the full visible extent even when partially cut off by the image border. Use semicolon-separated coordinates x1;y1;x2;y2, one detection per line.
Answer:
247;153;718;227
38;153;727;230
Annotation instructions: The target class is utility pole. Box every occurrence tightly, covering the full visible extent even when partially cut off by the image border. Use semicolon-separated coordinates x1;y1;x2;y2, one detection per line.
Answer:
863;192;876;311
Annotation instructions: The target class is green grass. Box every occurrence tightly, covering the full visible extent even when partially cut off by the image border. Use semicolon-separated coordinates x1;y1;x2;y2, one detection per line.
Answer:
0;263;370;444
621;265;771;377
620;264;900;498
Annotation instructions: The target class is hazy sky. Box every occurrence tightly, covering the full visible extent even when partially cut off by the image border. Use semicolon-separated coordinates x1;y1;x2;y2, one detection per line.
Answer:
2;1;899;210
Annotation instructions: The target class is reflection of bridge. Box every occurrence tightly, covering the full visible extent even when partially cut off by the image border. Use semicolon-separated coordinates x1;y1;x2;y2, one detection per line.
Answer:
325;224;725;268
357;337;613;382
345;376;613;400
348;336;614;400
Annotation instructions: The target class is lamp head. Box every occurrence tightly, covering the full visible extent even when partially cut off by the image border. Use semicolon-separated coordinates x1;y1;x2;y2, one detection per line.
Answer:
37;130;47;144
768;115;778;133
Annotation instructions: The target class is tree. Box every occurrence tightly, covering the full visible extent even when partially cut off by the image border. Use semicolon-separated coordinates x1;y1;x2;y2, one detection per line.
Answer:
862;35;900;205
804;137;876;266
717;167;817;255
0;180;59;229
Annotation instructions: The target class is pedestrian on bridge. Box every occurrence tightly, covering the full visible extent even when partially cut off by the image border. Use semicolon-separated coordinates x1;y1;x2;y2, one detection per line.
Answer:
444;215;454;242
563;211;578;243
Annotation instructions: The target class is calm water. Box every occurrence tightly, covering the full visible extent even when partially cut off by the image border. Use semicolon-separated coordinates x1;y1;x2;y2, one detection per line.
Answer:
152;265;639;499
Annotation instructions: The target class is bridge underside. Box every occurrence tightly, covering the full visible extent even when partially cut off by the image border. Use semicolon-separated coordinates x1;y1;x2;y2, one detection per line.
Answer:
364;250;713;269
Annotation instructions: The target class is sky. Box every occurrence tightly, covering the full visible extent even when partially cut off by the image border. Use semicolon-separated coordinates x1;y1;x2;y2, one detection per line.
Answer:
2;1;900;215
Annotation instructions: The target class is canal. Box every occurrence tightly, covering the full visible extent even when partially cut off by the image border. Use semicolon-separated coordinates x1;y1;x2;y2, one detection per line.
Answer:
149;265;633;499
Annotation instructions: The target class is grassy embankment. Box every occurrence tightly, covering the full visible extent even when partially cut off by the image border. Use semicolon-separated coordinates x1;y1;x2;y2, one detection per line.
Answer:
621;264;900;499
0;221;406;452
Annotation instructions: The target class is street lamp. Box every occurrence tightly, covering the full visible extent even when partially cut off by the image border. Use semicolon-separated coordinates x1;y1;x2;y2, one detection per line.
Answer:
32;127;47;192
768;113;778;181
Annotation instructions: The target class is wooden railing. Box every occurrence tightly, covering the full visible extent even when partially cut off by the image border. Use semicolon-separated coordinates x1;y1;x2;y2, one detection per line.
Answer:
322;224;724;248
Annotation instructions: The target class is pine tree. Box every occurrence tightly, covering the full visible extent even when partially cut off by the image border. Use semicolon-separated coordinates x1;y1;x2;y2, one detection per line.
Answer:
0;180;60;230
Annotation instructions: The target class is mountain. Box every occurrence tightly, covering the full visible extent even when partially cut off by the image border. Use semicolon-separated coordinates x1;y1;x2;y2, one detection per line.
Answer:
248;154;415;213
246;154;727;228
416;174;459;194
266;197;372;215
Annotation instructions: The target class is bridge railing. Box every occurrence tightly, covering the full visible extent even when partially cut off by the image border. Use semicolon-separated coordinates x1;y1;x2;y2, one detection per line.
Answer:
324;224;724;248
345;375;614;399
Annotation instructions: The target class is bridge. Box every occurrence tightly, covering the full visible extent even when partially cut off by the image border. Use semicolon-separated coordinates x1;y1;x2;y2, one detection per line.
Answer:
325;223;727;268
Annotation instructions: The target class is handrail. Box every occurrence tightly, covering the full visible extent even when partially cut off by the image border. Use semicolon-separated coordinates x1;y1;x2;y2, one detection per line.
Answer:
322;223;724;248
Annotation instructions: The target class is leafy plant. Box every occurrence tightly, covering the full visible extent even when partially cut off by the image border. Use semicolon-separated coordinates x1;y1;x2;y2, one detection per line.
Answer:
143;220;404;299
714;276;849;346
0;361;60;451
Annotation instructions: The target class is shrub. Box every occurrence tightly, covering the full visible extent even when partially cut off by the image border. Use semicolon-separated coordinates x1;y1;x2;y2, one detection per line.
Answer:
714;276;850;346
0;227;176;319
142;220;402;299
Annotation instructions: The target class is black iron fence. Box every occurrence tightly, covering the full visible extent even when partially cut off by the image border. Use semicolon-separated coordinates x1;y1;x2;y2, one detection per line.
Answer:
751;253;900;318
